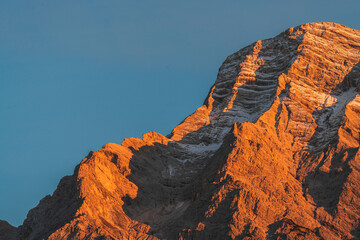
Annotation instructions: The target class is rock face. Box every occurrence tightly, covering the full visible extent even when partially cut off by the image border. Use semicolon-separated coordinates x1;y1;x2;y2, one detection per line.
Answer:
2;22;360;239
0;220;17;240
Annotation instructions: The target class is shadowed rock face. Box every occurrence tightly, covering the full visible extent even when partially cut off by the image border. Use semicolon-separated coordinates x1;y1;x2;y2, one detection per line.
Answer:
2;22;360;239
0;220;17;240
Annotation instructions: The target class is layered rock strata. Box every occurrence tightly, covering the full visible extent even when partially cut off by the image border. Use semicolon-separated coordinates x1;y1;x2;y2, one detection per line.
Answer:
2;22;360;239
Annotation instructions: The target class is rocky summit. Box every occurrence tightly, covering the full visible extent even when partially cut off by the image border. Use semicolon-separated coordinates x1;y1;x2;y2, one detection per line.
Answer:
1;22;360;240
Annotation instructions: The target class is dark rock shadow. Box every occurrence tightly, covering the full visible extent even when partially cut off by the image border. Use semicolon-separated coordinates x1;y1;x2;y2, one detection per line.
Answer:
17;164;85;240
351;221;360;239
121;141;199;239
266;218;321;239
303;61;360;214
122;126;238;239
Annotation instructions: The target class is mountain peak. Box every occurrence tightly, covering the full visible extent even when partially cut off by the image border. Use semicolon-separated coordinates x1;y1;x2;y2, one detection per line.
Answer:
3;23;360;240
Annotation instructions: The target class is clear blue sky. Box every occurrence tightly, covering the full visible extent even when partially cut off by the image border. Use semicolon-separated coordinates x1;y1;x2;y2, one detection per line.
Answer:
1;0;359;226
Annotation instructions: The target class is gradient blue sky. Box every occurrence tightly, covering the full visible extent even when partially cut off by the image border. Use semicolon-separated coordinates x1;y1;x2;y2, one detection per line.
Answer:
1;0;359;226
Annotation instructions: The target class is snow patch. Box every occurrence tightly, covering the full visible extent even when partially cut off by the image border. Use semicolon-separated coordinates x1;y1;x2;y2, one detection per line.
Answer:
168;165;175;177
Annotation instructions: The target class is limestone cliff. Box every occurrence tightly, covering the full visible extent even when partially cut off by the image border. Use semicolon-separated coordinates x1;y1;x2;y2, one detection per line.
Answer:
3;22;360;239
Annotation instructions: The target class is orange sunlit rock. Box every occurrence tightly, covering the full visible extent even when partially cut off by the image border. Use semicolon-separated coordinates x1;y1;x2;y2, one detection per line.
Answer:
170;86;215;141
5;22;360;240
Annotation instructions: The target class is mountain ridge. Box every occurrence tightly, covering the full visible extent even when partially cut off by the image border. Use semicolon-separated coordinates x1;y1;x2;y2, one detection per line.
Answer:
1;22;360;240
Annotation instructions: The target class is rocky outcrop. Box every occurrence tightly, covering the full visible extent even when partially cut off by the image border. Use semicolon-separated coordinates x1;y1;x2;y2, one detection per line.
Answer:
2;22;360;239
0;220;17;240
